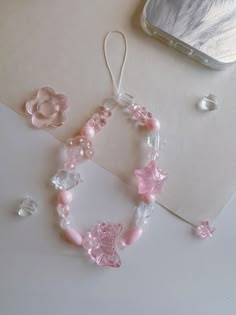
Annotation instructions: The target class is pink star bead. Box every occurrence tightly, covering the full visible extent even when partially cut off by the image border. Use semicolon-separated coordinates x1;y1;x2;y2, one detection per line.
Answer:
83;222;123;268
196;221;216;239
135;160;167;195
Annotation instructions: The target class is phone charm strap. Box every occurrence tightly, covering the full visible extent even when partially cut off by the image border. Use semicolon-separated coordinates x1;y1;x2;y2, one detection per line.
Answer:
51;30;167;268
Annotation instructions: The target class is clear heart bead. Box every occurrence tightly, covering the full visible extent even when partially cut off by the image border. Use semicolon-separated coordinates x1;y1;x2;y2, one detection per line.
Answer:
198;94;218;111
18;198;38;217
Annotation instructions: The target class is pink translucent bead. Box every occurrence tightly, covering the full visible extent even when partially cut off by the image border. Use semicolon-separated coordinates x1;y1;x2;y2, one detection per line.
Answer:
58;191;73;205
65;136;94;165
83;222;123;268
80;126;95;139
123;227;143;245
196;221;216;239
146;118;160;131
99;106;112;117
64;161;76;170
64;228;83;246
100;118;107;126
141;193;156;204
135;160;168;195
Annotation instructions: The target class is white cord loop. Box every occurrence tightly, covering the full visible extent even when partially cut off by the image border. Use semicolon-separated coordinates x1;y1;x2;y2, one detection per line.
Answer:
104;30;128;96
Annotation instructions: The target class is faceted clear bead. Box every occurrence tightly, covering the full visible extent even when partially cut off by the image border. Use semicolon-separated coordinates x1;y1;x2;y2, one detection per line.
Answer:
198;94;218;111
17;198;38;217
57;204;69;218
134;202;154;228
60;217;72;230
51;169;82;190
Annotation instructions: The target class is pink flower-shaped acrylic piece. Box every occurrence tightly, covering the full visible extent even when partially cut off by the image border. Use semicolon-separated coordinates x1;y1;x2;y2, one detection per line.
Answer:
25;87;68;128
135;160;168;195
196;221;216;239
83;222;123;268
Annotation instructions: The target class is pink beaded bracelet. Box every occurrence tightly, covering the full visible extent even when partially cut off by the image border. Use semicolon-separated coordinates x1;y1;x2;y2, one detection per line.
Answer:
50;31;168;268
51;98;166;267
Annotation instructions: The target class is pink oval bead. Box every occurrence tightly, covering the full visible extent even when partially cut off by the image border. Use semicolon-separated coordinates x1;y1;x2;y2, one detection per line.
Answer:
123;227;143;245
146;118;160;131
80;126;95;139
64;228;83;246
58;191;73;205
141;193;156;204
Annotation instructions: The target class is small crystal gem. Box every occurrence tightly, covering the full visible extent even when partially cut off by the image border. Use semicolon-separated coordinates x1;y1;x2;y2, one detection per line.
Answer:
17;198;38;217
198;94;218;111
51;169;82;190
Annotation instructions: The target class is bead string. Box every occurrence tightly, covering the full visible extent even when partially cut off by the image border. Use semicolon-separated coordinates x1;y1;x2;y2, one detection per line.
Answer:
51;31;167;268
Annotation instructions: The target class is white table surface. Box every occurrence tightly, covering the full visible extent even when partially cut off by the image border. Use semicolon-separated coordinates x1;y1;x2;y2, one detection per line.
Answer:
0;103;236;315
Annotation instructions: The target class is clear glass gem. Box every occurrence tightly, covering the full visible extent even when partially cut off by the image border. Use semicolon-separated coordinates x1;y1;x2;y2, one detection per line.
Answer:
17;198;38;217
134;202;154;228
51;169;82;190
198;94;218;111
60;217;72;230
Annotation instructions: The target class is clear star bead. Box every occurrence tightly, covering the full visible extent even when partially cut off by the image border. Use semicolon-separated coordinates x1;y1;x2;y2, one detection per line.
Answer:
17;198;38;217
134;202;154;228
51;169;82;190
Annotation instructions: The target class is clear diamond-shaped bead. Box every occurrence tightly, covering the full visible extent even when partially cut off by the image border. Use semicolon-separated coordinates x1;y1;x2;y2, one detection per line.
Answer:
17;198;38;217
51;169;82;190
134;202;154;228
